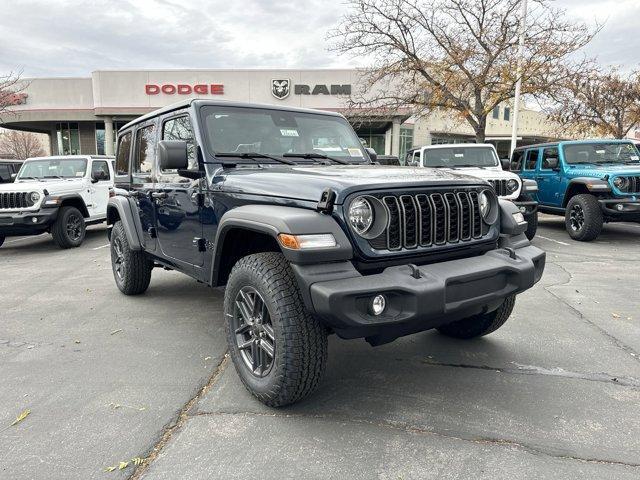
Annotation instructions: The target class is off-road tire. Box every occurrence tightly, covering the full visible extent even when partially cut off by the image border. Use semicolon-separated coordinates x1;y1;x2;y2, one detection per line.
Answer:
0;235;4;248
51;206;86;248
224;252;328;407
525;211;538;240
437;295;516;339
565;194;602;242
110;220;152;295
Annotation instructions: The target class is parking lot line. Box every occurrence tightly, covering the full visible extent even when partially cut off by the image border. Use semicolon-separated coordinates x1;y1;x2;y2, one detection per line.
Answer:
536;235;570;246
4;236;37;244
92;243;111;250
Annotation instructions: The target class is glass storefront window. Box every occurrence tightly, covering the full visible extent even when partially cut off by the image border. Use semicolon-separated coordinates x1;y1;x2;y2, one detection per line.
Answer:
95;123;105;155
56;122;80;155
399;127;413;160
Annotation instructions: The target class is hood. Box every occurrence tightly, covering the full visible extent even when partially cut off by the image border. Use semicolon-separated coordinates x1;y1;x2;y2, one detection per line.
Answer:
436;165;519;180
218;164;487;203
566;164;640;179
5;177;86;195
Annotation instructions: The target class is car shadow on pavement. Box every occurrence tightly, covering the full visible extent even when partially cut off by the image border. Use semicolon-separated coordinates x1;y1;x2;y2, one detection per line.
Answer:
538;215;640;242
0;228;108;254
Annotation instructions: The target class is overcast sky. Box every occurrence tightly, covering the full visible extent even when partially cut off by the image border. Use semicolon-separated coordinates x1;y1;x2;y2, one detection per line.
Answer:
0;0;638;77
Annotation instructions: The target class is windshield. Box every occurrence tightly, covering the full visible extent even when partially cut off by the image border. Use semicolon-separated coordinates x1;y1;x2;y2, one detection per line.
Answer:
18;158;87;180
423;147;498;167
563;143;640;165
201;106;368;163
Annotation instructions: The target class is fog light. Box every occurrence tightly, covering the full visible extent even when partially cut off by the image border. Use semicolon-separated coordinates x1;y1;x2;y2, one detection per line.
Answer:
519;206;526;213
616;204;624;211
371;295;386;316
31;217;38;223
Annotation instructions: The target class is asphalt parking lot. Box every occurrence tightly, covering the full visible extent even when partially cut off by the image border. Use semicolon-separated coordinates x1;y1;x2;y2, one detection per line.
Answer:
1;214;639;479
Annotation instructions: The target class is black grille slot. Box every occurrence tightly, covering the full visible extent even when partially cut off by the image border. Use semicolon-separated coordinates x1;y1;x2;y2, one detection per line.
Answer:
488;179;507;196
457;192;472;240
416;194;432;246
0;192;30;209
400;195;418;248
383;196;402;250
431;193;447;244
445;193;459;242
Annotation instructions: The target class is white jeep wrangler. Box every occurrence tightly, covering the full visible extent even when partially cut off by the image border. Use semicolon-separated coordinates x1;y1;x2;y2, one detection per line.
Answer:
406;143;539;239
0;155;115;248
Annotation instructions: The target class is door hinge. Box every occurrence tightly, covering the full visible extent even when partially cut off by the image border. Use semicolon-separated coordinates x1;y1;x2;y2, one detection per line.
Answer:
194;237;207;252
148;227;157;238
317;188;336;214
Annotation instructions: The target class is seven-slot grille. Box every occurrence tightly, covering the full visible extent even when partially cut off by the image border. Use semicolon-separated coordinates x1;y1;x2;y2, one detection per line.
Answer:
616;176;640;194
0;192;32;210
369;190;489;251
488;179;509;196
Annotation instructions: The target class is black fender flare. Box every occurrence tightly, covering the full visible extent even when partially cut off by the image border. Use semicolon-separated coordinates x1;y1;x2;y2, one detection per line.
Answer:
106;196;143;250
563;177;611;206
50;193;90;218
211;205;353;284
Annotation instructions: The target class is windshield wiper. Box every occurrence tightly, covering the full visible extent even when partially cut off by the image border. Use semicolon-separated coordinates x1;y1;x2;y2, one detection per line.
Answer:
283;152;351;165
215;152;295;165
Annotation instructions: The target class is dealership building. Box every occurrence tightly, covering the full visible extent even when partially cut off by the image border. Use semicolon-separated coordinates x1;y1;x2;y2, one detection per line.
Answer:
1;69;557;160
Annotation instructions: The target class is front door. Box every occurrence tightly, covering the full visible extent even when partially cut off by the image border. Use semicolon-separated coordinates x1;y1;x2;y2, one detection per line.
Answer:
88;159;112;219
536;146;563;207
129;125;157;252
154;113;204;267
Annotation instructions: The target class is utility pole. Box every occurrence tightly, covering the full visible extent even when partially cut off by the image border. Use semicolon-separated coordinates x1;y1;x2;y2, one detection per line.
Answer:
510;0;528;156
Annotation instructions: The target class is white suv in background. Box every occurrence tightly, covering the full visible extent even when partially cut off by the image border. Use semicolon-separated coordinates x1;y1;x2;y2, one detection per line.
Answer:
405;143;539;239
0;155;115;248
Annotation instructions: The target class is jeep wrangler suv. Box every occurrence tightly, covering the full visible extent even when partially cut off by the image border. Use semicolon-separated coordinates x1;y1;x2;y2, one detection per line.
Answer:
511;140;640;241
107;100;545;406
0;155;114;248
406;144;539;239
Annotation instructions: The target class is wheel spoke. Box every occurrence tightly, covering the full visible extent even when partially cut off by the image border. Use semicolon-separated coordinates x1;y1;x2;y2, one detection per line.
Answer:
250;340;260;372
236;300;253;324
262;323;275;341
235;323;252;335
239;289;255;316
259;338;274;359
238;339;253;351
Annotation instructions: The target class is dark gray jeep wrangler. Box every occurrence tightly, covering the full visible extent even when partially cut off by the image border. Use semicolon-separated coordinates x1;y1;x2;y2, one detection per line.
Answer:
107;99;545;406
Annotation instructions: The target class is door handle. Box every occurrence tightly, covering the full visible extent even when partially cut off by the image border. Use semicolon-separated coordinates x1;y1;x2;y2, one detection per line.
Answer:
151;192;168;199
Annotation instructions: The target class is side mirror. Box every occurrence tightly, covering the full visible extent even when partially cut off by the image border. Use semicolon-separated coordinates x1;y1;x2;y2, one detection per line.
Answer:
366;147;377;162
545;157;559;170
11;173;17;180
158;140;189;170
500;159;510;171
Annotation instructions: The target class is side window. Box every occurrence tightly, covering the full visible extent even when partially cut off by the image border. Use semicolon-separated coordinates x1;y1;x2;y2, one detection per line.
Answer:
0;164;11;182
133;124;156;181
525;149;540;170
115;132;132;176
91;160;111;181
510;150;523;171
541;147;559;170
162;115;196;170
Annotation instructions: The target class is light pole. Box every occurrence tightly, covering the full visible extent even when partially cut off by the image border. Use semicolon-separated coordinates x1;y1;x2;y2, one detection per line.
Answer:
510;0;528;156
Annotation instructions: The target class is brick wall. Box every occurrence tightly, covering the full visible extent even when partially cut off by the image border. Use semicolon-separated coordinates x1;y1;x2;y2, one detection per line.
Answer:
79;122;96;155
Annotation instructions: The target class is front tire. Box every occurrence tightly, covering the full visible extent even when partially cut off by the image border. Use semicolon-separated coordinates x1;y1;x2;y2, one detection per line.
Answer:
565;194;602;241
51;206;86;248
525;211;538;240
437;295;516;339
224;252;328;407
110;220;152;295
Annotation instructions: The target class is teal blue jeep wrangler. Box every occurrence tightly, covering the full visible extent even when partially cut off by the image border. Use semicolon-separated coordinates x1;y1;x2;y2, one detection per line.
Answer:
511;140;640;241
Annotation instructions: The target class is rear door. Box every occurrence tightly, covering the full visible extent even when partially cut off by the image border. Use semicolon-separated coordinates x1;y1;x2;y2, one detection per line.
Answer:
521;148;541;202
154;112;204;267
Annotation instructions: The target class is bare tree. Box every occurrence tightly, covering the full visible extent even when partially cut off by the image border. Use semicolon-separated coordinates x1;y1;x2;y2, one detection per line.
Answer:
0;130;46;159
330;0;597;142
547;67;640;139
0;70;27;120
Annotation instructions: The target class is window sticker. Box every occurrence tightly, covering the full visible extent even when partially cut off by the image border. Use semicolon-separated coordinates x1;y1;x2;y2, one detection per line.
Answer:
76;172;84;177
348;148;363;157
280;129;299;137
631;155;639;161
454;153;464;157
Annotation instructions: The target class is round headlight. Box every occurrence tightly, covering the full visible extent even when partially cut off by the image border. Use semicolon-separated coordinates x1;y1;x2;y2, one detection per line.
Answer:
29;191;41;204
613;177;629;191
479;191;491;219
349;197;374;235
506;179;519;193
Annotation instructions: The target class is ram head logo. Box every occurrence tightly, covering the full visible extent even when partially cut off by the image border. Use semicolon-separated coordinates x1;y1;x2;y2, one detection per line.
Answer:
271;79;291;99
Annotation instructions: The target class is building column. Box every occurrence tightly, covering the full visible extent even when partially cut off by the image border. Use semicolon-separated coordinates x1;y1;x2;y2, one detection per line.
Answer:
384;128;392;155
104;117;114;156
391;117;401;157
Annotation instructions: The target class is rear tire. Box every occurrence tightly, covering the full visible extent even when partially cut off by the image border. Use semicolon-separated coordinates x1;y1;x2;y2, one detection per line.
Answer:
51;206;86;249
110;220;152;295
224;252;328;407
565;194;602;241
437;295;516;339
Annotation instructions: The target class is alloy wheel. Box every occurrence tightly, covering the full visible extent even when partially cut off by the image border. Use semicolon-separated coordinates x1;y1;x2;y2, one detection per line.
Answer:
232;286;275;377
113;238;125;281
66;213;83;241
569;204;584;231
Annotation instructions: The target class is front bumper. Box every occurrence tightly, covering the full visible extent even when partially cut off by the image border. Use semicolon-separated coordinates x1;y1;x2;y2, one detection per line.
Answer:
599;198;640;217
301;244;545;342
513;199;538;215
0;208;58;236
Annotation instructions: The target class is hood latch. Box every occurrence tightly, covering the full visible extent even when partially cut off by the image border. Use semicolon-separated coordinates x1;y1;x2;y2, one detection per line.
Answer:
316;188;336;214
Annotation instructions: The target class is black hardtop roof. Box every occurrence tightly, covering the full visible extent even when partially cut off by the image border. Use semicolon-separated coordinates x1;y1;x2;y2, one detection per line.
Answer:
120;99;345;132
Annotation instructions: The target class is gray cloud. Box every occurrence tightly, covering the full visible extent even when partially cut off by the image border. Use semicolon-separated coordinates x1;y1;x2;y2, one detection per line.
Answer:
0;0;638;77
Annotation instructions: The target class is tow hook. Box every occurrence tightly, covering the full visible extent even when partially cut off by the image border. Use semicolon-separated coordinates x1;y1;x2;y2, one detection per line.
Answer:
503;247;517;260
407;264;422;279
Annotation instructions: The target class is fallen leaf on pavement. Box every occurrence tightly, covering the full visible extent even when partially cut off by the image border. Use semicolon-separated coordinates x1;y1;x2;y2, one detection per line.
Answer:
104;466;116;472
612;313;620;319
11;409;30;426
118;461;129;470
132;457;144;466
110;329;123;335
